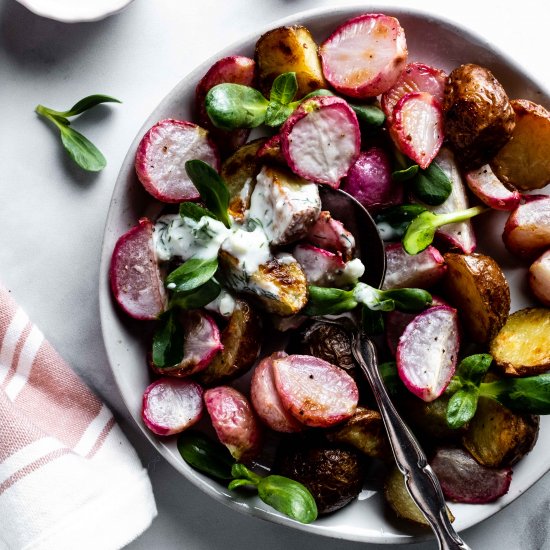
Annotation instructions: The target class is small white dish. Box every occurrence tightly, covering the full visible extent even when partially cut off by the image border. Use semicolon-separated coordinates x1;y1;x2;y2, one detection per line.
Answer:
15;0;134;23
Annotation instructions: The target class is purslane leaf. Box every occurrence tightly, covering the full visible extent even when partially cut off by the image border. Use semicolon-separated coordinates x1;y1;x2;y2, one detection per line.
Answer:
179;202;217;222
59;125;107;171
446;386;479;428
411;161;452;205
169;279;221;310
165;257;218;293
152;310;185;368
59;94;122;117
270;72;298;105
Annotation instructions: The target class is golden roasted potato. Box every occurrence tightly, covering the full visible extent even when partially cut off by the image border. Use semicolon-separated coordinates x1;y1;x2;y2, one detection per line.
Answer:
326;407;391;461
255;25;327;99
197;299;262;386
443;64;515;169
491;99;550;190
462;396;539;468
221;138;265;220
490;308;550;376
442;252;510;344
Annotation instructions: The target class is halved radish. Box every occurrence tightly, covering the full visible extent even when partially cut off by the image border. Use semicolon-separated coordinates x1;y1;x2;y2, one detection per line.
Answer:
396;305;460;402
195;56;256;156
109;218;167;320
150;310;222;377
388;91;444;169
204;386;262;462
320;13;407;98
280;95;360;187
529;249;550;306
142;378;203;436
465;164;521;211
250;353;304;433
431;447;512;504
382;243;446;290
342;146;403;212
135;119;220;203
381;62;447;121
271;354;358;427
305;210;355;260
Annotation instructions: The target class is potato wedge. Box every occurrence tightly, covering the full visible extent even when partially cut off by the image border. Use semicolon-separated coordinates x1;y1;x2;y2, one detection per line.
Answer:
442;252;510;344
462;396;539;467
255;25;327;99
197;299;262;386
491;99;550;190
490;307;550;376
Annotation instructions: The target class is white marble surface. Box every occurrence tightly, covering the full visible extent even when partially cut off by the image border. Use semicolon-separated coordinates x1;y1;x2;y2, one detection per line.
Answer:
1;0;549;548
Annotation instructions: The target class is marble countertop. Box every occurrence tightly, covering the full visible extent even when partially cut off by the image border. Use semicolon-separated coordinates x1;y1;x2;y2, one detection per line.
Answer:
1;0;549;548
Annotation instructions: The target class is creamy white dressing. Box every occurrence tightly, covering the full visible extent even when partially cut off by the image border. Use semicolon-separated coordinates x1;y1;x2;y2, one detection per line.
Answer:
376;221;402;242
204;289;236;317
220;225;271;275
340;258;365;285
353;282;384;310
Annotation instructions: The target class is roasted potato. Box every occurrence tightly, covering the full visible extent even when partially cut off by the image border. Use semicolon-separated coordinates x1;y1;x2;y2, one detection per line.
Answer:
197;299;262;386
491;99;550;190
490;308;550;376
443;64;515;169
462;396;539;467
255;25;327;99
442;252;510;344
326;407;391;461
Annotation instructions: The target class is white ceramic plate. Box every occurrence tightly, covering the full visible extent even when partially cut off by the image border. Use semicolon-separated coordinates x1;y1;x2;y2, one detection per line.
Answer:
99;5;550;544
15;0;134;22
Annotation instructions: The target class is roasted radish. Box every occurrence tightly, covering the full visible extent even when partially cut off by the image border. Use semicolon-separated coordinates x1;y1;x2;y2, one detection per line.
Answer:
465;164;521;211
388;92;444;169
135;119;220;203
142;378;203;436
204;386;262;462
342;146;403;211
256;134;285;164
396;305;460;402
280;95;360;187
250;353;304;433
110;218;167;320
529;250;550;306
271;354;359;427
305;211;355;260
320;14;407;98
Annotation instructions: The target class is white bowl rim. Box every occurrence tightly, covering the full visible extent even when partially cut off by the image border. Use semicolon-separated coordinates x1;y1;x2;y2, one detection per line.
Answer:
15;0;134;23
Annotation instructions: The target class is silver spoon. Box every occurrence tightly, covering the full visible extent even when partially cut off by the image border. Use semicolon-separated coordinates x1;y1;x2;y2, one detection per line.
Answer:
319;187;471;550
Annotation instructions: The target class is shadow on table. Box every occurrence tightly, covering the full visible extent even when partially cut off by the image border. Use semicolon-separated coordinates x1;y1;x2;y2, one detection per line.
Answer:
0;1;118;70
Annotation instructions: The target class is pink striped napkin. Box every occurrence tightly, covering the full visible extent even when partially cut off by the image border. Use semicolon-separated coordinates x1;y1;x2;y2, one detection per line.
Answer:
0;284;157;550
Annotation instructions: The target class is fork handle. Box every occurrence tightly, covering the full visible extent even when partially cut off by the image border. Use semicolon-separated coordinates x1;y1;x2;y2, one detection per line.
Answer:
351;333;471;550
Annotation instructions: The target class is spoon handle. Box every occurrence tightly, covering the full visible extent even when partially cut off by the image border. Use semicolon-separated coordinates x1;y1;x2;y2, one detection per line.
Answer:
351;332;471;550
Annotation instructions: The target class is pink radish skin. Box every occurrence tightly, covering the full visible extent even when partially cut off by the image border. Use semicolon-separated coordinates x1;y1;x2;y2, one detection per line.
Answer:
529;249;550;306
280;95;360;187
256;134;285;164
396;305;460;402
305;211;355;260
195;56;256;156
342;146;403;212
389;92;444;169
150;310;222;377
381;62;447;121
272;355;359;428
431;447;512;504
109;218;167;320
465;164;521;211
135;119;220;203
320;14;407;99
382;243;446;290
503;197;550;260
142;378;203;436
204;386;262;462
250;353;304;433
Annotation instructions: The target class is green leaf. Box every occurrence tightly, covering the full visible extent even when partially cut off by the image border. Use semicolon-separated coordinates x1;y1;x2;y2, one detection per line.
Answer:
402;211;439;254
151;310;184;368
166;257;218;293
205;83;268;130
361;305;384;335
228;478;257;490
446;387;479;428
392;164;419;182
456;354;493;386
58;125;106;171
179;202;216;222
231;464;262;485
170;279;221;310
270;72;298;105
411;162;452;206
349;103;385;126
353;284;395;312
257;475;318;524
184;160;231;228
265;102;294;127
304;286;357;316
58;94;121;117
177;431;235;480
374;204;427;240
379;361;402;396
382;288;432;312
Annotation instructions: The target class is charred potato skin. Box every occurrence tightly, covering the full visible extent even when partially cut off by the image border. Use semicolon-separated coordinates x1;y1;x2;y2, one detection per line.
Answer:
197;300;262;386
255;25;327;99
442;252;510;344
490;307;550;376
462;396;539;468
443;64;515;169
